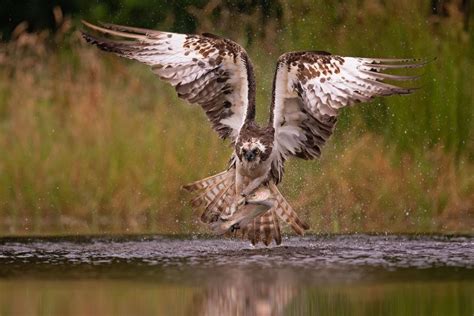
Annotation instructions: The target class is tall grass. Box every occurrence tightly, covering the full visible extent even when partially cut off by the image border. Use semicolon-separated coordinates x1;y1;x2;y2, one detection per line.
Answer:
0;32;230;234
0;0;472;235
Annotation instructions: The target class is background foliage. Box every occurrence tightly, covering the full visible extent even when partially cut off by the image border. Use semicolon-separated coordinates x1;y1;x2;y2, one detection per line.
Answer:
0;0;473;235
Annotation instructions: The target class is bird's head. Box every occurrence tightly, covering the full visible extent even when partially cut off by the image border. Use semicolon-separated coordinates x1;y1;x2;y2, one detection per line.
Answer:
236;123;274;164
238;138;267;163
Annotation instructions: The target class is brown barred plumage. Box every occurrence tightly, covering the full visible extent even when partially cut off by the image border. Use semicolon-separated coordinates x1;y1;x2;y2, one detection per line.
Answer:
183;170;308;245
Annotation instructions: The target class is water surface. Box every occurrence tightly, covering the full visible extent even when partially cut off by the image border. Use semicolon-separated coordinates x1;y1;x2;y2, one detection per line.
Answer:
0;234;473;315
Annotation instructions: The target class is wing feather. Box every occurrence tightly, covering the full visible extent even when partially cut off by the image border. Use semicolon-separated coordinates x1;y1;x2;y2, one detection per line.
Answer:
81;21;256;141
269;51;426;182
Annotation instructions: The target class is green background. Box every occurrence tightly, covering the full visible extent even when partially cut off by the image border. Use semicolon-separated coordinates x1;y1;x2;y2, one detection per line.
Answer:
0;0;472;235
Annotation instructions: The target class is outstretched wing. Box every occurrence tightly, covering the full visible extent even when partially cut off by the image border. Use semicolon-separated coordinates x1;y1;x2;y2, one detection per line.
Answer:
81;21;256;141
270;51;426;182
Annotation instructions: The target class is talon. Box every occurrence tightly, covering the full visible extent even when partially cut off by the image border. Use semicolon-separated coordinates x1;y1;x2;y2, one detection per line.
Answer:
230;223;240;232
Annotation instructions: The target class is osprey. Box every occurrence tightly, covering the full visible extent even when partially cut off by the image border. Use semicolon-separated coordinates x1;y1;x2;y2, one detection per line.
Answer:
82;21;426;245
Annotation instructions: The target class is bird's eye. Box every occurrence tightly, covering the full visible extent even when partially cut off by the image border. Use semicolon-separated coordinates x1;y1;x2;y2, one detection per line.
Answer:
253;148;260;155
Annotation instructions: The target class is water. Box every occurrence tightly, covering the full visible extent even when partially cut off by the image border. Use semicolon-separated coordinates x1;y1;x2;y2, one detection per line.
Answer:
0;234;473;315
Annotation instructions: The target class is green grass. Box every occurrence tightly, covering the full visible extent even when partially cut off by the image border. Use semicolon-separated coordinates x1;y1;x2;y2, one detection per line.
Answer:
0;0;472;235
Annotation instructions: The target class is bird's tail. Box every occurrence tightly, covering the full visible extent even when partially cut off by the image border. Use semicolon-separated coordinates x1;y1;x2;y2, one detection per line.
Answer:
182;169;236;224
182;171;309;246
268;182;310;236
241;182;309;245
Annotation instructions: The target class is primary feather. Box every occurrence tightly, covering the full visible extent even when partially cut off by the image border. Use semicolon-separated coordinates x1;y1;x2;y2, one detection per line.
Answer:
81;20;256;141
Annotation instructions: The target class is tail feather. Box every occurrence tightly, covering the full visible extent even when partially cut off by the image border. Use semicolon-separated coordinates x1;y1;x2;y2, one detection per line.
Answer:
190;175;229;209
245;210;282;246
250;218;260;245
182;170;230;193
269;182;309;235
271;209;282;245
201;181;233;223
261;212;273;246
183;169;235;224
183;171;309;246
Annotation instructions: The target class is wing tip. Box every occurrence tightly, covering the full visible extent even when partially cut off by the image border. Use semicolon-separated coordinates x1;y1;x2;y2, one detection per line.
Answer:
81;20;145;40
98;21;158;36
202;32;223;39
364;56;436;70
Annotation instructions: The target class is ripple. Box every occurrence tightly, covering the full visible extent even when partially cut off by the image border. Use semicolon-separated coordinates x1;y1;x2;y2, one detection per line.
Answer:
0;234;472;282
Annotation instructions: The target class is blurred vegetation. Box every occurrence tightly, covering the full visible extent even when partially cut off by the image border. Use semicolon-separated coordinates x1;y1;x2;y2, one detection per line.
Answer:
0;0;281;39
0;0;473;235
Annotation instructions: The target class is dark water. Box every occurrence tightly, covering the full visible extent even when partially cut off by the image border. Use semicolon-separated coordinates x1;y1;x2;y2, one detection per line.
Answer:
0;234;473;315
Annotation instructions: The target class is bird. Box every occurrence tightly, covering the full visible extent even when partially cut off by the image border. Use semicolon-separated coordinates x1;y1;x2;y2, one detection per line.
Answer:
190;268;298;316
81;21;426;246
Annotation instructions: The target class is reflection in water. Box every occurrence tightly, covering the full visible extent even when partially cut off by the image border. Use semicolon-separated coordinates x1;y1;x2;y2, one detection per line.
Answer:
0;234;473;315
0;272;472;316
192;269;298;316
